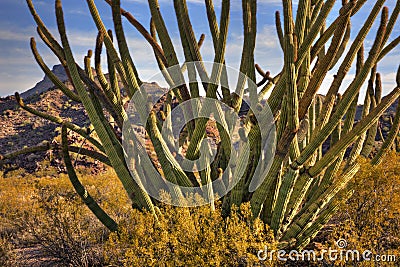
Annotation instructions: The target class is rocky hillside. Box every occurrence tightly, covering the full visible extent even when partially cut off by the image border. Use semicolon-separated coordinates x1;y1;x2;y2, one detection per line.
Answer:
0;65;162;175
0;83;90;175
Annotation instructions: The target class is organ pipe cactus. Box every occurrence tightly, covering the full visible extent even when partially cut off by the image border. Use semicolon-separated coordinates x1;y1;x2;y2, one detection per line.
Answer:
7;0;400;250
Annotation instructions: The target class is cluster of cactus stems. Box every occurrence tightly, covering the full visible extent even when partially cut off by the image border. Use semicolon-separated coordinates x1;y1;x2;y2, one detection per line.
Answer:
3;0;400;249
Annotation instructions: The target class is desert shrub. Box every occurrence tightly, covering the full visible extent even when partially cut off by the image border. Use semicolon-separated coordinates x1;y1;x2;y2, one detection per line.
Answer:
324;152;400;266
104;202;276;267
15;185;107;266
0;235;17;267
0;170;121;266
2;154;400;266
1;168;277;266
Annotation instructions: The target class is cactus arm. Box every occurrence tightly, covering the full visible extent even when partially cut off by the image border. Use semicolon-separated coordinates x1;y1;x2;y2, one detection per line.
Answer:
382;0;400;48
329;22;351;70
106;30;122;106
185;0;231;160
26;0;64;60
275;11;284;51
356;37;366;75
270;168;299;234
346;87;372;166
84;50;95;83
310;0;323;29
296;0;336;70
371;68;400;165
61;125;118;232
147;0;191;102
79;68;124;133
36;27;66;67
147;0;196;138
94;31;127;128
36;24;119;111
174;1;200;100
297;3;311;100
86;0;136;98
230;0;257;113
14;92;105;153
149;19;175;87
94;33;109;90
258;72;281;102
83;51;124;132
56;0;156;213
104;0;168;67
127;134;171;197
310;0;367;61
252;0;303;220
261;164;282;225
317;20;326;65
202;1;232;101
0;142;52;162
250;149;287;218
294;185;355;250
0;142;111;167
282;162;360;242
346;65;376;166
65;146;111;166
283;168;314;229
30;38;80;103
294;0;310;46
206;0;230;98
282;0;299;134
361;75;379;157
174;0;211;98
35;6;115;113
234;0;255;95
292;8;388;169
230;137;251;207
255;65;271;87
198;144;215;211
303;115;343;215
31;3;126;126
266;0;336;115
147;112;193;188
205;0;220;49
110;0;142;87
378;35;400;62
147;0;180;67
315;0;386;130
310;85;399;177
299;6;351;120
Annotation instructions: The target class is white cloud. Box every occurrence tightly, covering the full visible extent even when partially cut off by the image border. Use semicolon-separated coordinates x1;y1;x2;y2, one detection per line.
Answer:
0;28;35;42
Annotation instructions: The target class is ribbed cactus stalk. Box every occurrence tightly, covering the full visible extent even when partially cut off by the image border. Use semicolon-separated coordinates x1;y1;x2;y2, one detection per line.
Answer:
7;0;398;251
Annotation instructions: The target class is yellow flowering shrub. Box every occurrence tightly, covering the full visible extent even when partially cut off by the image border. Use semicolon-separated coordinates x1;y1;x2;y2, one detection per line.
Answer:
105;202;276;266
324;152;400;266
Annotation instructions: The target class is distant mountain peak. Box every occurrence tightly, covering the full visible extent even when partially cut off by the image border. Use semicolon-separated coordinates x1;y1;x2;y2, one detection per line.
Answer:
21;64;68;99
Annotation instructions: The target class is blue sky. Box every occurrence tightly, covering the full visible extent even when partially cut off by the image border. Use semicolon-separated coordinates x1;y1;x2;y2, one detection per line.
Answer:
0;0;399;100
